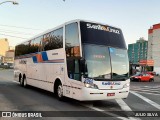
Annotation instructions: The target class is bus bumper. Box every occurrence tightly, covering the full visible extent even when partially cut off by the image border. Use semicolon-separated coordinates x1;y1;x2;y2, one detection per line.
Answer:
79;87;129;101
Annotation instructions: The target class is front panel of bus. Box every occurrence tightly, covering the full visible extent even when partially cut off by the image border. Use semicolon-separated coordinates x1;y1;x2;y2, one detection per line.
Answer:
65;21;130;100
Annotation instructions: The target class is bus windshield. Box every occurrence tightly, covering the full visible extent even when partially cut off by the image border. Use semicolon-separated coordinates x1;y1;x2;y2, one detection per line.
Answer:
110;47;129;80
83;44;129;80
80;21;129;80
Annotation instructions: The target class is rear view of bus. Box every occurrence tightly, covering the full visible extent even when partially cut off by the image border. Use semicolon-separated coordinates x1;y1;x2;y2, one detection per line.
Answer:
66;21;130;100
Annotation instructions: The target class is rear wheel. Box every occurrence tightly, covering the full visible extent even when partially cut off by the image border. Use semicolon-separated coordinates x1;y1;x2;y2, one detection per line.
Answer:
20;77;23;86
23;77;27;87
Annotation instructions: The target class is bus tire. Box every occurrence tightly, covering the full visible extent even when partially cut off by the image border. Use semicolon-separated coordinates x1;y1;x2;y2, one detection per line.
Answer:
20;76;23;86
19;74;22;86
20;79;23;86
23;75;27;87
55;81;63;100
149;79;154;82
138;79;141;82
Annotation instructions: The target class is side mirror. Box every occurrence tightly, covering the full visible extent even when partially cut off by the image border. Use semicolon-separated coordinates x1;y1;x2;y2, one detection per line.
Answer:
80;58;87;74
67;59;75;73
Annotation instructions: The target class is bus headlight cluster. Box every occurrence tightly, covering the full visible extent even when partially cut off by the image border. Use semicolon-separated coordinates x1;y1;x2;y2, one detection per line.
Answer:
84;79;99;89
123;83;130;88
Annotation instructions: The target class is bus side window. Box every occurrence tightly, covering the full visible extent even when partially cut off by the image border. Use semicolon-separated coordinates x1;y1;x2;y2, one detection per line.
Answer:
65;22;81;81
67;58;81;81
74;59;80;81
43;28;63;51
67;59;75;79
34;36;43;52
65;22;80;57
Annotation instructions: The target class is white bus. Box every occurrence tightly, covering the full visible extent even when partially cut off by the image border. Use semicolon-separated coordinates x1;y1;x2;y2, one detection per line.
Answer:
14;20;130;101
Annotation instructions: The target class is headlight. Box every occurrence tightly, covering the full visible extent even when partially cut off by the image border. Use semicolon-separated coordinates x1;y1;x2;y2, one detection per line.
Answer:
123;83;130;88
84;83;99;89
84;78;99;89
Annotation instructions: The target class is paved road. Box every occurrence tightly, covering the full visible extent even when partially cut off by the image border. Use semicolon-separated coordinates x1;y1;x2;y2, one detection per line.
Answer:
0;70;160;120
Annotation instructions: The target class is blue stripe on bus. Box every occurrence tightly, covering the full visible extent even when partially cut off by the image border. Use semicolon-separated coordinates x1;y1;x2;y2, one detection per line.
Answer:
32;56;38;63
15;51;64;63
41;51;48;61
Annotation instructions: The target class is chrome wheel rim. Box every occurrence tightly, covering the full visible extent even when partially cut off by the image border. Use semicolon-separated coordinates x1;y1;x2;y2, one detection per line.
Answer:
57;85;63;98
23;79;27;86
20;79;23;85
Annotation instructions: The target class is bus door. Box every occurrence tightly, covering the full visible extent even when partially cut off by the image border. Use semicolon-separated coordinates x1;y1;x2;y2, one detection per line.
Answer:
65;22;83;99
66;58;83;99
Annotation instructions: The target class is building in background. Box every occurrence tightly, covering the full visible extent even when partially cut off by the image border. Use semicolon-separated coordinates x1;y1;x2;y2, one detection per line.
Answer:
128;38;148;75
0;38;9;56
148;23;160;74
2;50;14;65
128;38;148;64
0;38;15;67
9;46;15;50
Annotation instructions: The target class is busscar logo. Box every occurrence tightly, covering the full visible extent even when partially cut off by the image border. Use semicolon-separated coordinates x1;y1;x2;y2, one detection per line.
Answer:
102;82;121;85
86;23;120;34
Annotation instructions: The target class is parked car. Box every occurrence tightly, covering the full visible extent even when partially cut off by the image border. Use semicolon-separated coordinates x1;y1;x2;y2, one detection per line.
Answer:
142;71;156;76
130;73;154;82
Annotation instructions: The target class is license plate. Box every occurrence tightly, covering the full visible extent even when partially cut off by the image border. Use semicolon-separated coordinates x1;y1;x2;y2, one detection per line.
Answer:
107;93;115;96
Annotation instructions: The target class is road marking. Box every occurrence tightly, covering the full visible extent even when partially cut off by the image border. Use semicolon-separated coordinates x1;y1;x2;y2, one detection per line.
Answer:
12;81;19;83
131;90;160;95
131;87;160;90
116;99;132;111
143;86;160;89
131;89;160;92
82;102;140;120
130;91;160;110
116;99;141;120
84;104;130;120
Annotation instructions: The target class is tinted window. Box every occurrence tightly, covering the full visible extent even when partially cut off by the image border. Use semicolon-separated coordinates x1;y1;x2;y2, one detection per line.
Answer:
15;28;63;57
110;48;129;79
43;28;63;51
83;44;111;79
65;22;80;57
15;36;43;57
33;36;43;52
15;41;30;57
65;22;81;81
27;36;43;54
80;22;126;49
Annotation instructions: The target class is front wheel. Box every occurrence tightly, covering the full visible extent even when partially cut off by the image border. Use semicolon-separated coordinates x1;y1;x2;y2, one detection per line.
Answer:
149;79;154;82
138;79;141;82
56;84;63;100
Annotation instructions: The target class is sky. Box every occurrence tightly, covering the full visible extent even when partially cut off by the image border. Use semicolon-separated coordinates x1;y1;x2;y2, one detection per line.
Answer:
0;0;160;47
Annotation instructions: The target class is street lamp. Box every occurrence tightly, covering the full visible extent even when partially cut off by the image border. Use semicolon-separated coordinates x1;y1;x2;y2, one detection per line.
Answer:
0;1;18;5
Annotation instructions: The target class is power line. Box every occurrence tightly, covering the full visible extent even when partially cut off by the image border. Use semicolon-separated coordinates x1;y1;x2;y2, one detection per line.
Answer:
0;30;35;36
0;24;44;31
0;33;28;39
